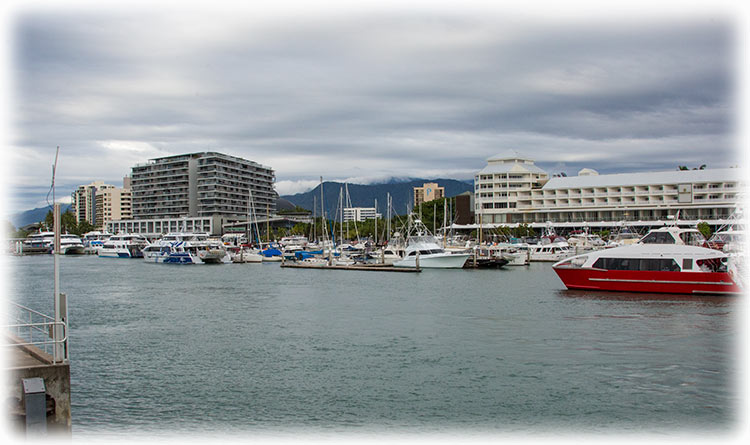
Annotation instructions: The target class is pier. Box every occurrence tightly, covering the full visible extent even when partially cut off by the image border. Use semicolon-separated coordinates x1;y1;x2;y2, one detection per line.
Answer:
4;301;71;436
281;262;421;272
4;335;72;435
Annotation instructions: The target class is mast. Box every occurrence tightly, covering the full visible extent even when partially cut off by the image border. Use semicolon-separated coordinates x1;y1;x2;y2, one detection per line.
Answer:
312;195;316;243
266;203;270;244
319;177;329;247
387;192;391;240
374;198;378;245
443;198;447;248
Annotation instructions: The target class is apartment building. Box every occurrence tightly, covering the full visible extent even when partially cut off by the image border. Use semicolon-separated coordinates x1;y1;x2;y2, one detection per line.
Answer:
72;180;133;230
474;153;743;225
111;152;275;236
413;182;445;207
95;186;132;229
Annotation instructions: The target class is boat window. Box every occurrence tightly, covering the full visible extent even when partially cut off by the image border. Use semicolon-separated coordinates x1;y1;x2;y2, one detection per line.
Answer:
682;258;693;270
592;257;680;271
696;258;726;272
679;232;706;246
640;232;675;244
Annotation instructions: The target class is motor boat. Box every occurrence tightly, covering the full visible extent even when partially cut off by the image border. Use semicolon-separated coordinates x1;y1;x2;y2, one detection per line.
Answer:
552;243;741;295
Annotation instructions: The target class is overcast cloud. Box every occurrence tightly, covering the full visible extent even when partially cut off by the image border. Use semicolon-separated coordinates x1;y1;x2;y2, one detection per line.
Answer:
1;2;744;214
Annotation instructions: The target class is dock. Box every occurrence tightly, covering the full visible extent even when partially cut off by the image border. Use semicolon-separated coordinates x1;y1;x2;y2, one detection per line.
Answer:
281;262;421;272
4;335;72;435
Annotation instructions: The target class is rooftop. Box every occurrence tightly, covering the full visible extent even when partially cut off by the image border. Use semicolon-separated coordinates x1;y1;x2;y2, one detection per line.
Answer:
542;168;744;189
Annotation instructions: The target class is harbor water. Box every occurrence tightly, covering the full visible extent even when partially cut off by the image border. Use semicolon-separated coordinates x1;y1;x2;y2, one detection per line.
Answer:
5;255;740;436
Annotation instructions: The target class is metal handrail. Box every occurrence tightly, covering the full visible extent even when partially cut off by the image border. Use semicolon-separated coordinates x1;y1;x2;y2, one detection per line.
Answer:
4;302;69;363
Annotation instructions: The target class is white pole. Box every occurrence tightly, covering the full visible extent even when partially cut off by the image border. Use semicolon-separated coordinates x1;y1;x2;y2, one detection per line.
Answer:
53;203;62;362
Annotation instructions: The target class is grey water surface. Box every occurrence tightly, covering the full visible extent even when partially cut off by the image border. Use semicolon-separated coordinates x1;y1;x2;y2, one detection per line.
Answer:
6;255;738;436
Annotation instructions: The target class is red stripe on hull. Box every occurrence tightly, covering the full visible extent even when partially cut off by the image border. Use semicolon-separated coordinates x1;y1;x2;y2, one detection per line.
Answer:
553;267;741;295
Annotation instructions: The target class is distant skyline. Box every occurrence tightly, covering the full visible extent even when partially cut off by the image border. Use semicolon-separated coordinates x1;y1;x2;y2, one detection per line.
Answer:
2;1;746;215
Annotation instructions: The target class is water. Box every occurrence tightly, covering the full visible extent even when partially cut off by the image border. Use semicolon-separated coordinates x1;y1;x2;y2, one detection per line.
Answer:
4;255;739;436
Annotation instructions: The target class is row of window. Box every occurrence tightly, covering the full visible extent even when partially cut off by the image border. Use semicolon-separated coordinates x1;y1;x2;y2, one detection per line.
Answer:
592;257;681;271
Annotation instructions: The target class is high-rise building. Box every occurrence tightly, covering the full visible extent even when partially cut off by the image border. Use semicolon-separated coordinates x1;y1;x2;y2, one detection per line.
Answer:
71;181;110;226
72;180;133;230
95;183;132;229
413;182;445;208
110;152;275;236
130;152;275;220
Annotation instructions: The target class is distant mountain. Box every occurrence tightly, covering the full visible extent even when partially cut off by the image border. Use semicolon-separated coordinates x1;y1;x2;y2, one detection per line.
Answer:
9;204;72;229
281;178;473;218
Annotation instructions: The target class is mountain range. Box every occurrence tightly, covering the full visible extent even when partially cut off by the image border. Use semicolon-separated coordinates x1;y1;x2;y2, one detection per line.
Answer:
9;204;72;229
280;178;473;218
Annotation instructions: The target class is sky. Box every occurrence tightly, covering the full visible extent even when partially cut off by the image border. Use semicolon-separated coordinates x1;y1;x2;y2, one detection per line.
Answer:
1;1;747;216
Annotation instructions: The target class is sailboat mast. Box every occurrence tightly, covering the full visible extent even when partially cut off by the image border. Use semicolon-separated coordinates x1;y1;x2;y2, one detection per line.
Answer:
443;198;447;248
266;203;270;244
339;187;343;246
374;198;378;245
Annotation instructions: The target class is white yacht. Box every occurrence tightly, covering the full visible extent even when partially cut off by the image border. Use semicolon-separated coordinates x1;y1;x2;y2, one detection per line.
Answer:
58;234;86;255
82;231;112;253
143;232;230;264
393;218;470;269
21;232;54;254
98;234;149;258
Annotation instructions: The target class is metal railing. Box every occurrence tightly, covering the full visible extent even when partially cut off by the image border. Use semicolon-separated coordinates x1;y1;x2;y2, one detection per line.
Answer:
4;301;68;364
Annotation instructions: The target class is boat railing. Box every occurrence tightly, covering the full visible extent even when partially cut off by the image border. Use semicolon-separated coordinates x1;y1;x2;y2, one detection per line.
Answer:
3;301;68;364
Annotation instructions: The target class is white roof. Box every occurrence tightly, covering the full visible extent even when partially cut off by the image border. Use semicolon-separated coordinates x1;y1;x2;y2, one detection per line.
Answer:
543;168;744;190
487;150;532;162
478;160;547;175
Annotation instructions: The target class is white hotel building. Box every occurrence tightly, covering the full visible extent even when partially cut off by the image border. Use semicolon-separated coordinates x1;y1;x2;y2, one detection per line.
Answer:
474;153;744;228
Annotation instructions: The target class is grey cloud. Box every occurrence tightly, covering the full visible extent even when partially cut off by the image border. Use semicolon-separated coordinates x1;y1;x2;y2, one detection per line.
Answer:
4;9;739;215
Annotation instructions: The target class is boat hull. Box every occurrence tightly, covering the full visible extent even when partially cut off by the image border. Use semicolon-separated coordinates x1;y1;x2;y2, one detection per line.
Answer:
394;253;470;269
143;252;200;264
553;267;741;295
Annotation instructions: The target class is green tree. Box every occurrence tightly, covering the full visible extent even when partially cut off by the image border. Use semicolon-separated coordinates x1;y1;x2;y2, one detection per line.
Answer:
697;222;712;239
75;221;95;236
45;209;78;234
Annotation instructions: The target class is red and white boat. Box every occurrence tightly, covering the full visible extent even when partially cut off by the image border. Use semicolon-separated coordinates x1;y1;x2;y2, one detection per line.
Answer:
552;243;742;295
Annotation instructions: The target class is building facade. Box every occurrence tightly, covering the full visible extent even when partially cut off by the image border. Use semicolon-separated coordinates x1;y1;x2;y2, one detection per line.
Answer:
474;153;744;226
343;207;381;222
413;182;445;208
131;152;275;219
112;152;275;236
95;185;132;229
473;153;550;223
71;181;107;226
72;180;133;230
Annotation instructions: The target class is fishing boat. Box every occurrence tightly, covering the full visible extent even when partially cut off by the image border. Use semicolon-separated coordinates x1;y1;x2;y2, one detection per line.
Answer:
393;218;470;269
552;243;741;295
98;234;149;258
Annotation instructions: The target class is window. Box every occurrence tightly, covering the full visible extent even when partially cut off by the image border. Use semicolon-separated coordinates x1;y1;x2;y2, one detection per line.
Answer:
640;232;675;244
592;257;680;271
679;232;706;247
